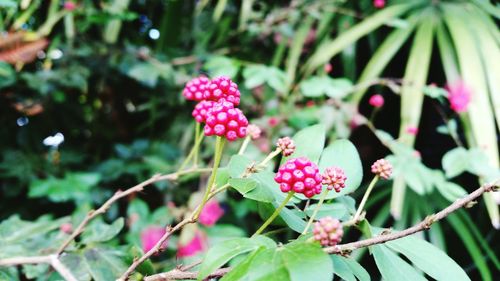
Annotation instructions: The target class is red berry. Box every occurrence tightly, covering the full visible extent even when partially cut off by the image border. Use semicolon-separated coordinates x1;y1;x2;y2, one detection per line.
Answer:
192;100;215;123
276;137;296;156
183;76;210;101
371;159;392;179
274;157;322;198
373;0;385;9
64;1;77;11
204;76;241;105
313;217;343;246
322;166;347;192
204;99;248;141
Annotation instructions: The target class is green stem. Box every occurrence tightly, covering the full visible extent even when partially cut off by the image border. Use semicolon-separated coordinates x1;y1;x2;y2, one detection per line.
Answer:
353;175;379;222
252;192;294;237
238;136;251;155
193;122;201;166
259;148;282;168
192;137;225;220
302;189;330;234
179;126;204;171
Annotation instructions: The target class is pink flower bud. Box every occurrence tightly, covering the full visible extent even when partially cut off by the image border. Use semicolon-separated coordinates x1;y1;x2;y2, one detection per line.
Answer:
246;124;262;140
446;80;471;113
177;231;207;257
313;217;343;246
140;226;168;253
198;200;224;227
371;159;392;179
369;94;384;108
276;137;296;156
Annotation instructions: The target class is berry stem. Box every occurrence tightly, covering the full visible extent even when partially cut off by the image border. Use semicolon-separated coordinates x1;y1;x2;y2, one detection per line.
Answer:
179;126;205;171
192;136;225;220
302;189;330;235
193;122;201;166
258;148;282;168
237;135;251;155
252;192;295;237
353;175;379;222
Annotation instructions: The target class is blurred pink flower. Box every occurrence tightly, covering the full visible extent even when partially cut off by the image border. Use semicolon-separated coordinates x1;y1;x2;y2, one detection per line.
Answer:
406;126;419;135
141;226;167;253
373;0;385;8
324;63;332;74
446;80;471;113
177;231;207;257
369;94;384;108
268;117;279;127
64;1;77;11
199;199;224;227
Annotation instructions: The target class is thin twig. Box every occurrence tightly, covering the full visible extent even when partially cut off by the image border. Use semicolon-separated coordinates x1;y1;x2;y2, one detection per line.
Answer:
0;255;78;281
135;181;499;280
144;267;232;281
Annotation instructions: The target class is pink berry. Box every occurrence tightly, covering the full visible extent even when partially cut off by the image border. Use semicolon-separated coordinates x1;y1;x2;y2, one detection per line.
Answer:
60;223;73;234
322;166;347;192
324;63;332;74
274;157;322;198
313;217;343;246
373;0;385;9
182;76;210;101
199;199;224;227
203;99;248;141
371;159;392;179
406;126;419;135
369;94;384;108
276;137;296;156
192;100;215;123
204;76;241;105
247;124;262;139
64;1;77;11
177;231;207;257
268;117;279;127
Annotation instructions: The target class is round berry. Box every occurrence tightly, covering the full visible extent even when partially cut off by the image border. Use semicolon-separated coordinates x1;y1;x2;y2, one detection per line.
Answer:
369;94;384;108
371;159;392;179
204;100;248;141
322;166;347;192
204;76;241;105
276;137;296;156
274;157;322;198
246;124;262;140
182;76;210;101
192;100;215;123
313;217;343;246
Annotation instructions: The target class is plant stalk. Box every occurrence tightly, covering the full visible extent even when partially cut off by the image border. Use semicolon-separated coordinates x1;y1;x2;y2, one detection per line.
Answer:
302;189;330;234
353;175;379;222
252;192;294;237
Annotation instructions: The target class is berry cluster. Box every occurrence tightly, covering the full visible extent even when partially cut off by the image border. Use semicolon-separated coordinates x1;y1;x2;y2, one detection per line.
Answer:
276;137;296;156
371;159;392;179
204;100;248;141
274;157;323;198
313;217;343;246
183;76;248;142
322;166;347;192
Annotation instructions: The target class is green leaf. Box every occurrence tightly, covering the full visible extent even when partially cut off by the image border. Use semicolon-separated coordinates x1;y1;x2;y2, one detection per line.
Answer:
81;218;124;244
275;203;306;233
81;247;127;281
442;147;469;178
227;155;252;178
435;181;467;202
372;245;426;281
242;65;289;92
331;255;370;281
305;202;349;220
198;236;275;280
299;76;353;99
221;247;266;281
317;139;363;199
0;62;16;88
386;235;470;281
303;3;418;74
284;124;325;164
286;17;314;84
223;242;332;281
205;56;240;78
229;178;274;203
29;172;101;203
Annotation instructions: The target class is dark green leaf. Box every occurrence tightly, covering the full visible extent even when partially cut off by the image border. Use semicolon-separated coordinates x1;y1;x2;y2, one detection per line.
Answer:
372;245;426;281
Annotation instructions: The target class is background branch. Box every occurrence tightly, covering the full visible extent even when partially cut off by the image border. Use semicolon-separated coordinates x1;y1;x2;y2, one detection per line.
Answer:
0;255;78;281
